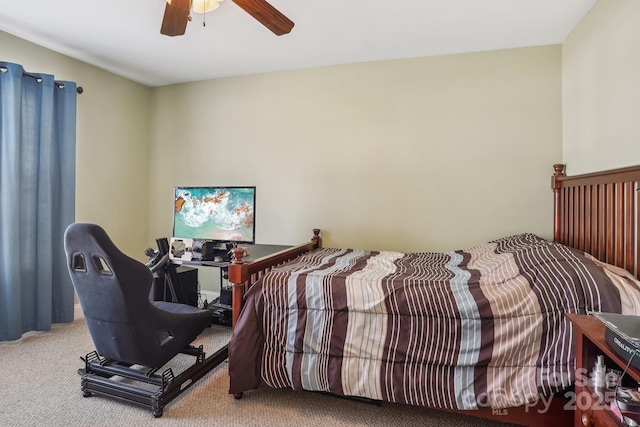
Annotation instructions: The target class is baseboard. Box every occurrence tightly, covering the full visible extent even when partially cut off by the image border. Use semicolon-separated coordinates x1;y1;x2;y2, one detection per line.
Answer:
74;303;84;320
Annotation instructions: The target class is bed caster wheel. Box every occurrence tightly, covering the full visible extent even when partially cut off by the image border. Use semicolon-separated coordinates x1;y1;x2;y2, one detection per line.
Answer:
82;391;92;398
233;393;243;399
153;410;163;418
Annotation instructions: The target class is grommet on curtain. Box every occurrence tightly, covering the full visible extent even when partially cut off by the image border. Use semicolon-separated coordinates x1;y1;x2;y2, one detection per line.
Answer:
1;64;83;93
55;82;83;94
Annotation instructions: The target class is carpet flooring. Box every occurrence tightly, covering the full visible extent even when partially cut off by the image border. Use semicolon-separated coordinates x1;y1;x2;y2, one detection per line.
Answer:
0;319;520;426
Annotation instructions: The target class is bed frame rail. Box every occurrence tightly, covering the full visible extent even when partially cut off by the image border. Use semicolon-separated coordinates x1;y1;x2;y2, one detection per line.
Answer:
552;163;640;278
228;229;321;328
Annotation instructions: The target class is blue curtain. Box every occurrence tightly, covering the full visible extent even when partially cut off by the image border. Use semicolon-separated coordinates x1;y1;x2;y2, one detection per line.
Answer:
0;61;77;341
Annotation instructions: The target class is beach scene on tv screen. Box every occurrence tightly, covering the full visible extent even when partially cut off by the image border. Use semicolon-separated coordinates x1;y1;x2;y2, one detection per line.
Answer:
173;187;255;242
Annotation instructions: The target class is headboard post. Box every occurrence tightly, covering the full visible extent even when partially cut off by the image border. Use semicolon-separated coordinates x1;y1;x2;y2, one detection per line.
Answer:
552;164;566;243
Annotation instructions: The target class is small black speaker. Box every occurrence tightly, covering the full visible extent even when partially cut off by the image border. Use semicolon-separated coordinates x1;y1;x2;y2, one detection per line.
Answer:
176;266;199;307
201;241;216;261
219;287;232;306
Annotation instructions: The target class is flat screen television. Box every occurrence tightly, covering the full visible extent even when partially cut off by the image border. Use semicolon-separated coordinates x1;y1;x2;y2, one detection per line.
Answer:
172;186;256;245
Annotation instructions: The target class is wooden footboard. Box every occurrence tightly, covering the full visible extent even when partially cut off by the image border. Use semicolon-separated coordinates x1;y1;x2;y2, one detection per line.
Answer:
227;229;321;329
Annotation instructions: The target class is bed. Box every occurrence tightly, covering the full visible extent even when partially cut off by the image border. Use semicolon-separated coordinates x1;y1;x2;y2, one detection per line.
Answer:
226;163;640;427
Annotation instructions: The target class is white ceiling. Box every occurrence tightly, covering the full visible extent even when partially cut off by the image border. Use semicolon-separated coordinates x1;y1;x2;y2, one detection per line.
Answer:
0;0;597;87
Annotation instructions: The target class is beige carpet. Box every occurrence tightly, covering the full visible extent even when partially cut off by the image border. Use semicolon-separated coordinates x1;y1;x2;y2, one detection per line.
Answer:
0;319;519;427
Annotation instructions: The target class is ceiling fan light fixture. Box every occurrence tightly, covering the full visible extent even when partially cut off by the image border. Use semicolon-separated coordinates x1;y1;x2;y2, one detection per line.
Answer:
191;0;224;14
161;0;293;37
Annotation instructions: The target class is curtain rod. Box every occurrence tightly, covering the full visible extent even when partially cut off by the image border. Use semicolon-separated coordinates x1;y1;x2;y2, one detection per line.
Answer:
0;65;84;94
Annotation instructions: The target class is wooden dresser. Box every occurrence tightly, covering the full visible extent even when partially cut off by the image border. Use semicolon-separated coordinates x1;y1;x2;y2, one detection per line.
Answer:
568;313;639;427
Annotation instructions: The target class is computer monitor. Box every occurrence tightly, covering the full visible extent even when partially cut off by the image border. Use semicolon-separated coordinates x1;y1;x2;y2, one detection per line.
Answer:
172;186;256;245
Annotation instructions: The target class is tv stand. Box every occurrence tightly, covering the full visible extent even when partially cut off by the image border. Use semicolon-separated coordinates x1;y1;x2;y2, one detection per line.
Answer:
170;238;239;262
172;242;290;267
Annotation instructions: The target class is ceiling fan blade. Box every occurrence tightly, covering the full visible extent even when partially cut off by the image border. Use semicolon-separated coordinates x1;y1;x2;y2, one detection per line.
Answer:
232;0;294;36
161;0;192;36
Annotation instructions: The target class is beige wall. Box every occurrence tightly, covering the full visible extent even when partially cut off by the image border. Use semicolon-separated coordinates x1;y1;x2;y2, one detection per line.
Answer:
149;46;562;255
1;30;564;295
1;30;151;259
562;0;640;175
4;3;638;293
10;2;640;294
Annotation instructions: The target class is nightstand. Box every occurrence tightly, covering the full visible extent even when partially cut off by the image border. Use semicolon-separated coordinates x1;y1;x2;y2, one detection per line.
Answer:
567;313;639;427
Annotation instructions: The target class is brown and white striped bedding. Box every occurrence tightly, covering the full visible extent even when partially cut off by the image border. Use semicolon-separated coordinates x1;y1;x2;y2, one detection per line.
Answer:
228;234;640;410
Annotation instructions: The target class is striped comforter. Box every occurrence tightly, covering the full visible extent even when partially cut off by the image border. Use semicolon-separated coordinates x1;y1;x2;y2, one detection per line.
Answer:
228;234;640;410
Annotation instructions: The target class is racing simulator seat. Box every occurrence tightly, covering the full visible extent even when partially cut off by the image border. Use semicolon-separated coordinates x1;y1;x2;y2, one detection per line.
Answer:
64;223;224;417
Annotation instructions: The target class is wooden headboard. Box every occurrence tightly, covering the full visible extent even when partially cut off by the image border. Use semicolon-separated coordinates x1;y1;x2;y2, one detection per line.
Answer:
552;163;640;278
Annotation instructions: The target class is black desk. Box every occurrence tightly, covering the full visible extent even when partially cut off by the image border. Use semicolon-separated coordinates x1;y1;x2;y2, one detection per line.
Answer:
169;244;292;322
170;244;292;268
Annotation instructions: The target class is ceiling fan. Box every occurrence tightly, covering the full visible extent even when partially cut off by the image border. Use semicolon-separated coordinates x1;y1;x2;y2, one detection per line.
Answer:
161;0;294;37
